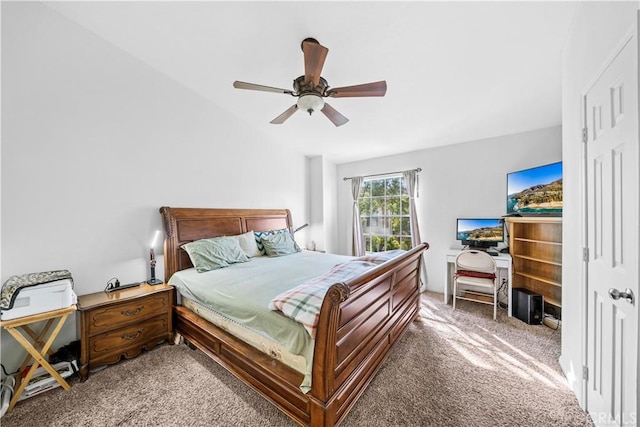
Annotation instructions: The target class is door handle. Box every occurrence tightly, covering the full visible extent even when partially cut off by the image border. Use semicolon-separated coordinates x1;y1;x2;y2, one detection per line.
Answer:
608;288;635;305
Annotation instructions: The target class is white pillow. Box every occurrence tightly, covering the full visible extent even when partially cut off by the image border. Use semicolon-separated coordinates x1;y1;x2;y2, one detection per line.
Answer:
234;230;262;257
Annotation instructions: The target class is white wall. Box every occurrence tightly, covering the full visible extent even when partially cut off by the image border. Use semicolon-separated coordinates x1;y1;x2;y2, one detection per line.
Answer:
307;156;338;253
336;126;562;292
560;0;639;408
308;157;324;251
322;157;339;254
1;3;308;371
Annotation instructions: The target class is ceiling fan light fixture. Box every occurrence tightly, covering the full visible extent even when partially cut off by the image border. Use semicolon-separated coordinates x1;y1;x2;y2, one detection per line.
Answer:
233;39;386;126
297;94;324;116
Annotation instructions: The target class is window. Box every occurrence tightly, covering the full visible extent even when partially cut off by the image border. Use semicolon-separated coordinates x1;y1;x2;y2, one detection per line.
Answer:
358;176;412;253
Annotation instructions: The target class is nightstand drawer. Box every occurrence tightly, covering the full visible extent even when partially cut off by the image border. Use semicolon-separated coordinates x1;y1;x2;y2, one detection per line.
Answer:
87;293;170;336
89;315;169;360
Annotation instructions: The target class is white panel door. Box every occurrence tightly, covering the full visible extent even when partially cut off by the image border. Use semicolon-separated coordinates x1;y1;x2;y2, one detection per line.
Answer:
585;28;638;427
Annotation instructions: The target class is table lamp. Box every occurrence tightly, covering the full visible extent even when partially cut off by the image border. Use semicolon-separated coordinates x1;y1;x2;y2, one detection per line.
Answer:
148;230;163;285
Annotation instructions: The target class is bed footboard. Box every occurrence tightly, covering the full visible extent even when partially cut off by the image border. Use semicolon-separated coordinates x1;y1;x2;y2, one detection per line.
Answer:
310;243;428;426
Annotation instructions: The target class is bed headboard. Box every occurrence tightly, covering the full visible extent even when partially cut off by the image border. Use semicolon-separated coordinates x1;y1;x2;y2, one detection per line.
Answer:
159;207;293;282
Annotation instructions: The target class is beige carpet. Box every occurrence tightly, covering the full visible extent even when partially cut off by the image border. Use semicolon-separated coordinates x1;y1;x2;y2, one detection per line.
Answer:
2;292;593;426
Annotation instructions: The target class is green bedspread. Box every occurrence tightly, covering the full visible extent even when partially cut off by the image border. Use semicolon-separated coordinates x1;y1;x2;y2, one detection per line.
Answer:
168;250;353;392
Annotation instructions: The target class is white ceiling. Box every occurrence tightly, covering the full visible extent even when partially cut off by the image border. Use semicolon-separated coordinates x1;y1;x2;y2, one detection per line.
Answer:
45;1;578;163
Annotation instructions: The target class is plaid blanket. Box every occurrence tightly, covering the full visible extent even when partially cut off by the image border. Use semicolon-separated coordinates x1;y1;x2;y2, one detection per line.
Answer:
356;249;406;264
269;260;377;339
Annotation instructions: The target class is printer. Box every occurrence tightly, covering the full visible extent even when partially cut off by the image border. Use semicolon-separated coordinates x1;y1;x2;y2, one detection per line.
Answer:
0;271;77;321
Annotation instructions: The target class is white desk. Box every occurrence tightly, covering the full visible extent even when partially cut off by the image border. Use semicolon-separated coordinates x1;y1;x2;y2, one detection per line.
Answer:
445;249;513;316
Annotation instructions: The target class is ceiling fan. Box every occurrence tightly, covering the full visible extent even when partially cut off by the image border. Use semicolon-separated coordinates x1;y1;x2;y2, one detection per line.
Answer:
233;38;387;127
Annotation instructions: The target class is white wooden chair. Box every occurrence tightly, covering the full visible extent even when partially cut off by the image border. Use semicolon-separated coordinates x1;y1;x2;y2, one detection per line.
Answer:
453;250;498;320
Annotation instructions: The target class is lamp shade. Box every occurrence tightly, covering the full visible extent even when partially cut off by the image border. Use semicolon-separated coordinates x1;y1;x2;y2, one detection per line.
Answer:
296;94;324;115
150;229;161;249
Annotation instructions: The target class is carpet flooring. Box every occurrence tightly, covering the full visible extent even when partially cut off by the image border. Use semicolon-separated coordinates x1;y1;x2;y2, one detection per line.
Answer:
2;292;593;426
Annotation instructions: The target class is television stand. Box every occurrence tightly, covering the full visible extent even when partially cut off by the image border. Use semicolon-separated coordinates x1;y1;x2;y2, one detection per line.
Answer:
504;216;562;317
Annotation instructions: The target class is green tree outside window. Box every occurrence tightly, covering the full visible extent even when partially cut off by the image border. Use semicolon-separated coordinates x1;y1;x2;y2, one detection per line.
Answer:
359;176;412;253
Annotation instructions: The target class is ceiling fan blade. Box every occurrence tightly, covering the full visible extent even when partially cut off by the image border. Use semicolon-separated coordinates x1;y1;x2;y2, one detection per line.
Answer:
233;81;293;95
320;103;349;127
303;40;329;87
327;80;387;98
270;104;298;124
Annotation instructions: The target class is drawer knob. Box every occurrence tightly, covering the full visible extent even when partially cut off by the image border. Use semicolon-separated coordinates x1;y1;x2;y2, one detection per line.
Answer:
122;330;143;340
121;306;143;316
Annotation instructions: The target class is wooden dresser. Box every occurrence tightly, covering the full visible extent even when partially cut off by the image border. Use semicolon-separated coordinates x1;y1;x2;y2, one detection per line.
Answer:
77;283;174;380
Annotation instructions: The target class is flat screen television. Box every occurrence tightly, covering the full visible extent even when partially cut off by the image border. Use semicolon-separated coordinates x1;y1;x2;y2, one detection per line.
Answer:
456;218;504;249
507;161;563;216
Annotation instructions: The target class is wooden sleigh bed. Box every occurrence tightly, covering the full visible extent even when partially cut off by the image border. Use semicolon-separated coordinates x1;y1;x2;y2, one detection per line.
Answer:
160;207;429;426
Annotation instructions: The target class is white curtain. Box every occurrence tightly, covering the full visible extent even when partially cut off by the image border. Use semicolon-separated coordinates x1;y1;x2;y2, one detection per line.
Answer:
403;169;427;291
351;176;365;256
403;170;421;246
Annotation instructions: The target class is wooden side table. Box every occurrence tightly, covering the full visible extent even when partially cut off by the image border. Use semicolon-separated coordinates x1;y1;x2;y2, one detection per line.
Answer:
76;283;174;380
0;306;76;411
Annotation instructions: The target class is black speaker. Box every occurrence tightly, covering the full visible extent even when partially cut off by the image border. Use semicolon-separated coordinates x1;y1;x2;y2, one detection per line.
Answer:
512;288;543;325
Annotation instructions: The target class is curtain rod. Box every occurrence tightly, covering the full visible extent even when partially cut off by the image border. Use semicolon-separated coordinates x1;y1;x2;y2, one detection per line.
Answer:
343;167;422;181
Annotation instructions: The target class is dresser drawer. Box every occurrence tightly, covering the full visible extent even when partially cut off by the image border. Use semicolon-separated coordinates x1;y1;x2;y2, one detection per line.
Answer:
87;293;170;336
88;315;169;361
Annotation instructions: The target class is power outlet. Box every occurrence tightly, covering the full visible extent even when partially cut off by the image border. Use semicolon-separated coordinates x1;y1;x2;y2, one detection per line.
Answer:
105;278;120;291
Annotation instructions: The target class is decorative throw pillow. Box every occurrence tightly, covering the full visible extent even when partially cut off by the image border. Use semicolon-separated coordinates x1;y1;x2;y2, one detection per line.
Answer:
254;229;288;255
233;231;262;257
182;236;250;273
260;231;301;257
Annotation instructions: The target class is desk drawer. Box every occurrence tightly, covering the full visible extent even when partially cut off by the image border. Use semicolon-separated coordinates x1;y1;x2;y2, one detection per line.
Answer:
88;315;168;360
87;293;170;336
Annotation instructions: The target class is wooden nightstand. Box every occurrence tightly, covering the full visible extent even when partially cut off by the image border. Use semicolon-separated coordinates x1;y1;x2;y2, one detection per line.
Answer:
77;283;174;381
